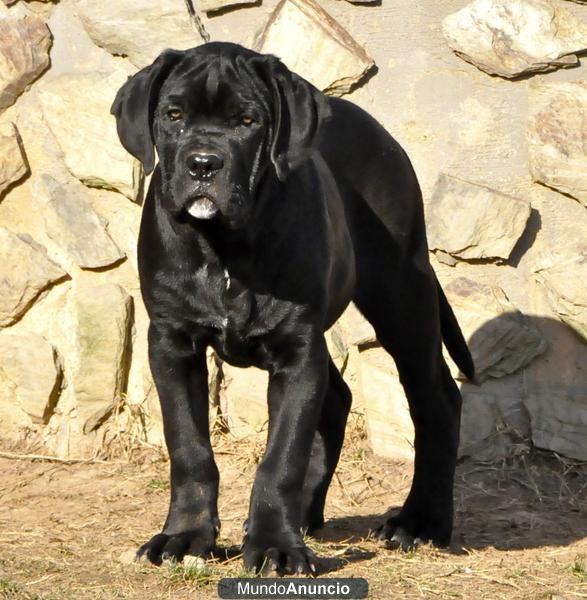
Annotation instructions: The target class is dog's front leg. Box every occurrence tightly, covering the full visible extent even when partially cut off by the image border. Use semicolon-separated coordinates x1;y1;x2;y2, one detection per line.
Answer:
137;322;219;565
243;333;328;575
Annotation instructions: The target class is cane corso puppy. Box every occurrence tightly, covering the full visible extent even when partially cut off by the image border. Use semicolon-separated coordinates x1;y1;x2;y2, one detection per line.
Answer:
111;42;474;575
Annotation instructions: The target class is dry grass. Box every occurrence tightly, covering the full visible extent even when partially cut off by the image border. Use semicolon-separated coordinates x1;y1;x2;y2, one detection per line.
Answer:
1;415;586;599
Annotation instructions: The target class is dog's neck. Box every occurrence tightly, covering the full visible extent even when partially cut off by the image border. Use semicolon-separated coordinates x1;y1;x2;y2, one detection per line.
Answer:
153;166;295;292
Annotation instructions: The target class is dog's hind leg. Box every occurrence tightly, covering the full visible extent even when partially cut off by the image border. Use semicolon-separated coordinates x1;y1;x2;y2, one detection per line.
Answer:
301;357;352;533
353;246;462;550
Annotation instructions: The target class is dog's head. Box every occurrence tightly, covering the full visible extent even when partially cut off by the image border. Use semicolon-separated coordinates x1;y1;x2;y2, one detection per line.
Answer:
111;42;331;228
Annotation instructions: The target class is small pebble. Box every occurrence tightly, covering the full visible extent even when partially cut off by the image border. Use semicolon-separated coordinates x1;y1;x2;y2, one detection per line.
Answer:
183;555;207;568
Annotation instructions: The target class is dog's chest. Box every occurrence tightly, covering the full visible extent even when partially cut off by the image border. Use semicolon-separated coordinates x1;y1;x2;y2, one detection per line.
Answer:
188;266;284;368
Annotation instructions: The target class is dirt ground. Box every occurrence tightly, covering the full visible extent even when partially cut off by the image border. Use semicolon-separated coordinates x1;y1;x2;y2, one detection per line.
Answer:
1;413;586;600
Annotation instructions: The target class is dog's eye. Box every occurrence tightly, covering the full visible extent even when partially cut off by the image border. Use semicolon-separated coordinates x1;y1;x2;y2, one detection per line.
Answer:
167;108;183;121
241;115;254;126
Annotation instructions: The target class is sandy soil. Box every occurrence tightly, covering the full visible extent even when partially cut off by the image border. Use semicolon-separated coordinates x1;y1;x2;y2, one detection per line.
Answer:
1;415;586;599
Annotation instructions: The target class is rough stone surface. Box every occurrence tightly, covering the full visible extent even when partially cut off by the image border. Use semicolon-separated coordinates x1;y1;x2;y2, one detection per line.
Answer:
426;174;531;262
459;378;531;460
0;227;67;327
357;345;414;460
254;0;375;95
0;0;585;463
442;0;587;78
72;282;132;433
0;122;27;196
73;0;203;68
525;392;587;460
0;15;51;110
523;312;587;461
37;70;142;200
36;175;125;269
529;81;587;206
0;330;61;420
88;188;142;270
535;251;587;342
218;363;268;438
0;367;34;441
444;277;547;382
200;0;256;12
337;302;376;346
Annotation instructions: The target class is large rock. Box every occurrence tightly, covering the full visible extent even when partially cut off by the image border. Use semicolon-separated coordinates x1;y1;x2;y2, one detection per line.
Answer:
335;307;413;460
523;313;587;461
0;122;27;196
529;81;587;207
0;228;67;327
442;0;587;78
426;174;531;262
0;367;34;441
534;252;587;342
72;282;133;433
218;363;268;438
0;15;51;110
38;70;142;200
357;345;414;460
0;331;61;420
525;393;587;461
73;0;203;68
253;0;375;96
87;188;142;272
459;377;531;460
444;277;547;381
35;176;125;269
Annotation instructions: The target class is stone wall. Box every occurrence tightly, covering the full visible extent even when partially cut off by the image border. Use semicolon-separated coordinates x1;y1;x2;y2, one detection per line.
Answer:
0;0;585;461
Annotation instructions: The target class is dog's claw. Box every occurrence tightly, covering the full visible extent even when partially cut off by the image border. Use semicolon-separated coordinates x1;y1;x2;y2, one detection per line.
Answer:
137;530;215;566
243;540;318;576
374;514;450;551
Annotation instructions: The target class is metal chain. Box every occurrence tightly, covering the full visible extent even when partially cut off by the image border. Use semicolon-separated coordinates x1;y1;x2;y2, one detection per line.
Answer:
185;0;211;43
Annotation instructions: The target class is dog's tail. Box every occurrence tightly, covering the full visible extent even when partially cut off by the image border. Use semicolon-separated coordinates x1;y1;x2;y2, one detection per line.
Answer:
436;277;476;383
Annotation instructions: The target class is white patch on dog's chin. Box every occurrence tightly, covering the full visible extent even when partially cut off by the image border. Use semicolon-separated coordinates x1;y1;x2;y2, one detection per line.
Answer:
186;197;218;219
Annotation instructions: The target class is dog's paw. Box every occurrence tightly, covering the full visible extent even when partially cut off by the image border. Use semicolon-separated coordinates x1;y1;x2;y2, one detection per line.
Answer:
242;537;318;576
372;515;451;551
136;530;216;566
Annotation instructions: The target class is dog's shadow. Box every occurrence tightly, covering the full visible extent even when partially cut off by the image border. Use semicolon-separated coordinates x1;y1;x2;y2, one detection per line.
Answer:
310;313;587;557
312;447;587;558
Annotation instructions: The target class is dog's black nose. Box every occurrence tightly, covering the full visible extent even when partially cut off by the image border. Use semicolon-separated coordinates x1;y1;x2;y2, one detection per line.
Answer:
186;153;224;179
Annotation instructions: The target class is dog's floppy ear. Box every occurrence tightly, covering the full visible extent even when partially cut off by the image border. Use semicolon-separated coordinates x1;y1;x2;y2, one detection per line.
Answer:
111;50;184;175
260;57;332;182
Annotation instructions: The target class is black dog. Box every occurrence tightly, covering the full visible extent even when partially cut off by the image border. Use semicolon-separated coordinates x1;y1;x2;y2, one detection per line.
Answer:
111;42;474;575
